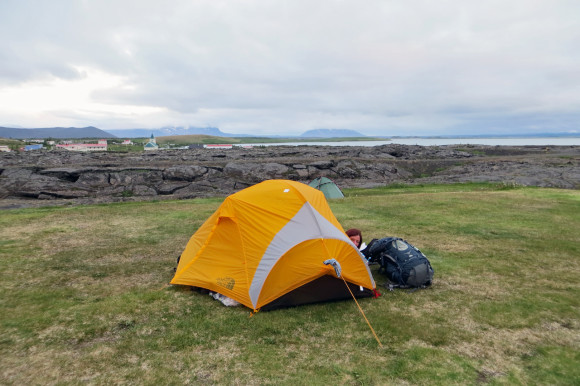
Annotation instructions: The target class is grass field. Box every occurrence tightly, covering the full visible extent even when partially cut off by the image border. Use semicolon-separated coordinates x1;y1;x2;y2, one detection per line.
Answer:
1;183;578;385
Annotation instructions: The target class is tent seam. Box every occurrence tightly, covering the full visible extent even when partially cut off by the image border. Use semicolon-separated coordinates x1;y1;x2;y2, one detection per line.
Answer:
231;213;254;311
173;210;223;281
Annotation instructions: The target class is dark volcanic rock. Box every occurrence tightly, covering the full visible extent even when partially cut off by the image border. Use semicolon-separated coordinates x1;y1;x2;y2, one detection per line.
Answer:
0;144;578;209
163;165;208;181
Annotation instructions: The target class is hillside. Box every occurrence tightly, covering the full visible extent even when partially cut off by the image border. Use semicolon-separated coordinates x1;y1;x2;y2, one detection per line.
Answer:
0;126;117;139
156;134;241;145
107;126;237;138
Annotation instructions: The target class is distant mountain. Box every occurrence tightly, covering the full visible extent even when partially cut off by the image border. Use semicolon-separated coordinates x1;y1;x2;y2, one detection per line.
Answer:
0;126;117;139
106;126;250;138
300;129;365;138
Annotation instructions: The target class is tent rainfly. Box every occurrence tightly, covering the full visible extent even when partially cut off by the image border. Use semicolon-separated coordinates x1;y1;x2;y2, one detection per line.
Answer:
171;179;375;311
308;176;345;199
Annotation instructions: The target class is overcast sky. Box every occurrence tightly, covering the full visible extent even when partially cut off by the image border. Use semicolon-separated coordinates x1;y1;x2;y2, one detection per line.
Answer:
1;0;579;136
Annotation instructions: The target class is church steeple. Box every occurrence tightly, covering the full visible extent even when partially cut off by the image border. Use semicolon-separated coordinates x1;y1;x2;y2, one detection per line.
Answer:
144;133;159;150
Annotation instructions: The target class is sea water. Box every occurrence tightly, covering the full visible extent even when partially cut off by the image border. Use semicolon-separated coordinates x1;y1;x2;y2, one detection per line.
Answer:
253;137;580;147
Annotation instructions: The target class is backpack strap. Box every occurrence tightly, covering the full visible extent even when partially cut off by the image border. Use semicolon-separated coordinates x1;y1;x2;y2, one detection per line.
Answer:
361;238;377;261
383;282;428;293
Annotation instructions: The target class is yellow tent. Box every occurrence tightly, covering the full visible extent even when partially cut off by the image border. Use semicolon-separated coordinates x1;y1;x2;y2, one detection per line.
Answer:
171;179;376;311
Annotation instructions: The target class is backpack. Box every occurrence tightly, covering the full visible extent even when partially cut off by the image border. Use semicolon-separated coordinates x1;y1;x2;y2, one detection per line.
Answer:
363;237;434;288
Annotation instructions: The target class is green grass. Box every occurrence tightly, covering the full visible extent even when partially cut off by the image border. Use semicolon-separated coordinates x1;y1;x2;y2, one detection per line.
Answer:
0;137;23;151
106;144;145;152
1;183;579;384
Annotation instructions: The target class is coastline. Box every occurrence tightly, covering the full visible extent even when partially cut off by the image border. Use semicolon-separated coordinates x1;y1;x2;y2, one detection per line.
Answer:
250;137;580;147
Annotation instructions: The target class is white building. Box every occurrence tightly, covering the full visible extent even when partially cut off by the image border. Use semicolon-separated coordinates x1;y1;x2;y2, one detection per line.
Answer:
56;139;108;152
203;144;233;149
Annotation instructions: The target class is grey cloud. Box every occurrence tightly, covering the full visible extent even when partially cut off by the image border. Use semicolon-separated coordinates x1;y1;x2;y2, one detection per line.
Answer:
1;0;579;135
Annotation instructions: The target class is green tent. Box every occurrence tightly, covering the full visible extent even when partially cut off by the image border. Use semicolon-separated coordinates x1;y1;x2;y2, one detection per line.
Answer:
308;177;344;199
